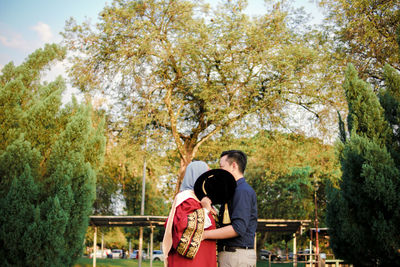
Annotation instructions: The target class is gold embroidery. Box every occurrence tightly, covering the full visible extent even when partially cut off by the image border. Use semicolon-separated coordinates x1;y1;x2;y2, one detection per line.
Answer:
186;209;205;259
176;208;205;259
176;211;197;256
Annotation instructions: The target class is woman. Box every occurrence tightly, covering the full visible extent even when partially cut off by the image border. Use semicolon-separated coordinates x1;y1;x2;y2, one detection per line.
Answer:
162;161;217;267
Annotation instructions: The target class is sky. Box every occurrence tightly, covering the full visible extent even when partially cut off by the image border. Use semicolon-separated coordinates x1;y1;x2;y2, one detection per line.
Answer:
0;0;107;68
0;0;324;69
0;0;329;146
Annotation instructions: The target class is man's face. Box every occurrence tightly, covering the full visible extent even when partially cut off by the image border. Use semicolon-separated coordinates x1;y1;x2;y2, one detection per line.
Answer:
219;155;234;174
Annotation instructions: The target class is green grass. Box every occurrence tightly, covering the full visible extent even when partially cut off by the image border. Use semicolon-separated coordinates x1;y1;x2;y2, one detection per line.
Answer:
74;258;305;267
74;258;164;267
256;262;306;267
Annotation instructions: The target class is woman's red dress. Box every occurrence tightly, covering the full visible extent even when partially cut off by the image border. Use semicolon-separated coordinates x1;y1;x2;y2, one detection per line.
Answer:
167;198;217;267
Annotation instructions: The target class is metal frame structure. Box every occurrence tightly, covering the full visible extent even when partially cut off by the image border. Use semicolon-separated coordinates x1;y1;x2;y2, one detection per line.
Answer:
89;216;311;267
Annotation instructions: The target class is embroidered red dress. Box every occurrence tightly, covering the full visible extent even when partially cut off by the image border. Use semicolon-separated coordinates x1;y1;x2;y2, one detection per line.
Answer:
167;198;217;267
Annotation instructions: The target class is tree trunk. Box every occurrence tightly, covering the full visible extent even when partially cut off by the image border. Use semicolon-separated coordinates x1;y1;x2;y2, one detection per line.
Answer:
257;232;268;260
174;149;195;195
172;123;217;195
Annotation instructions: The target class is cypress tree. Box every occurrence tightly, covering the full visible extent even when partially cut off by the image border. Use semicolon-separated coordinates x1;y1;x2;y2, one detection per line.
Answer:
327;64;400;266
379;64;400;164
343;64;392;145
0;44;105;266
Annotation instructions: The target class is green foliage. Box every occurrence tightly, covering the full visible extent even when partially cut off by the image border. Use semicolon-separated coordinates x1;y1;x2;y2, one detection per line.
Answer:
327;135;400;266
93;135;168;217
243;131;340;250
198;130;340;221
85;227;128;250
344;64;392;146
327;64;400;266
256;166;314;220
0;44;106;266
197;130;340;249
91;135;168;249
320;0;400;83
63;0;344;192
338;111;346;143
379;64;400;163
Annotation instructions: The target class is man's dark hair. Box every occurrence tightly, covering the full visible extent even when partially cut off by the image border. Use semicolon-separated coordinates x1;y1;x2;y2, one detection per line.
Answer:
220;150;247;174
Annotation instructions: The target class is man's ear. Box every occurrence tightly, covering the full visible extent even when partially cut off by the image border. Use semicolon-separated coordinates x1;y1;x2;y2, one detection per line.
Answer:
231;161;238;171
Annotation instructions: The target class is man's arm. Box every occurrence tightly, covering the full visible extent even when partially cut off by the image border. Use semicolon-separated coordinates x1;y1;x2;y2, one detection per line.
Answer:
203;225;239;240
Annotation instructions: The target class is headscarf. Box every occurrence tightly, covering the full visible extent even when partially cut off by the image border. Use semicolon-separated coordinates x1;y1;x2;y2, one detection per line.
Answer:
179;161;209;191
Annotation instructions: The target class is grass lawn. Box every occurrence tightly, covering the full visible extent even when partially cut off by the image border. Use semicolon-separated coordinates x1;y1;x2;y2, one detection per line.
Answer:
257;262;306;267
74;258;306;267
74;258;164;267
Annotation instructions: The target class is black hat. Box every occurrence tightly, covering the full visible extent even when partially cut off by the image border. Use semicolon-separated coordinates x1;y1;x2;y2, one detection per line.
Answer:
194;169;236;204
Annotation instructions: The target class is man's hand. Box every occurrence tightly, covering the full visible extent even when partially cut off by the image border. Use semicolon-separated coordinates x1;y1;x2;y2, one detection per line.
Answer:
202;230;209;241
201;196;216;215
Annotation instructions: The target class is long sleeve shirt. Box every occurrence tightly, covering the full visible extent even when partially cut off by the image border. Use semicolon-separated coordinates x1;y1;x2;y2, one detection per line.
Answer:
218;177;258;248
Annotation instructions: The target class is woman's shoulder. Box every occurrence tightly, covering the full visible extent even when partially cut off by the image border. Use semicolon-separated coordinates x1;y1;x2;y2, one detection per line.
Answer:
177;197;202;212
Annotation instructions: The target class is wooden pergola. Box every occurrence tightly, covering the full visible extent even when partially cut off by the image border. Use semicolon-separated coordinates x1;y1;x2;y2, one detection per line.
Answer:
90;215;167;227
89;216;167;267
90;216;310;232
257;218;310;234
89;215;311;267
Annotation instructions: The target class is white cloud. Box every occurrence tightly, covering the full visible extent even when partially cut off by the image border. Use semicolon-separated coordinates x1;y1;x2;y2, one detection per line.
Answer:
0;31;29;50
31;22;53;43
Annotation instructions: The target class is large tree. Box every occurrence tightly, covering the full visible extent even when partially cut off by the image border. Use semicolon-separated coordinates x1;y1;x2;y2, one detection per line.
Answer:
320;0;400;83
62;0;343;193
326;64;400;266
0;44;106;266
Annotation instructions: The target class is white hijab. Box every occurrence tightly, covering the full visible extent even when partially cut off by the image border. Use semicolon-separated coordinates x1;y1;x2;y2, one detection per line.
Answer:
179;161;209;191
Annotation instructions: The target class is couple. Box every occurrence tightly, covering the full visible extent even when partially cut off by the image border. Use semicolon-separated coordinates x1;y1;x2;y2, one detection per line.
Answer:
163;150;258;267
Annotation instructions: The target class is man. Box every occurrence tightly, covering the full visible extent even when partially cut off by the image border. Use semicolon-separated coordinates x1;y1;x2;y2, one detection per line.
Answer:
202;150;258;267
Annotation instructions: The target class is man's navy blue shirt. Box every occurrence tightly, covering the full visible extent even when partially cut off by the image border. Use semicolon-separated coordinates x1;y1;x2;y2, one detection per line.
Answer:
219;177;258;248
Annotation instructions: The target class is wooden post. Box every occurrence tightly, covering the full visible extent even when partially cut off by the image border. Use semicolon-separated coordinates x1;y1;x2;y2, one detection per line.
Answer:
138;227;143;267
293;233;297;267
269;254;271;267
139;138;147;267
310;229;313;265
314;182;320;267
150;226;154;267
93;226;97;267
101;233;104;259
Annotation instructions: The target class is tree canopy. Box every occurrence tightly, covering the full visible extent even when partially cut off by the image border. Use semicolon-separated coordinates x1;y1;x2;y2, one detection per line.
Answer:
62;0;343;192
321;0;400;83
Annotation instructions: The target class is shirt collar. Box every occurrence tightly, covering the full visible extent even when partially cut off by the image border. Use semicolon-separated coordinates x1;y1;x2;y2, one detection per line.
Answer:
237;177;245;185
